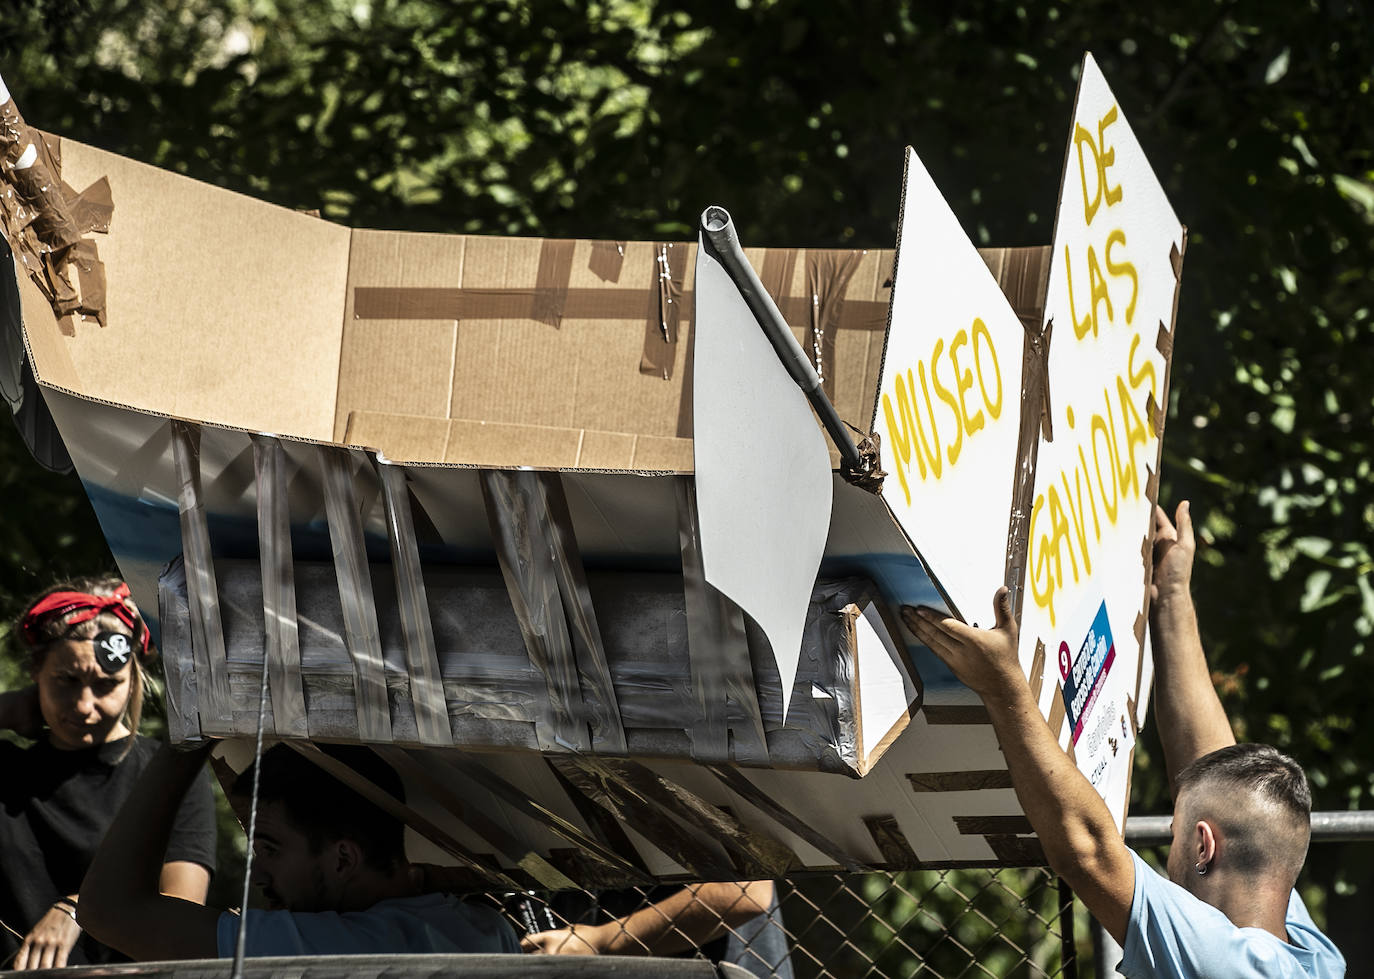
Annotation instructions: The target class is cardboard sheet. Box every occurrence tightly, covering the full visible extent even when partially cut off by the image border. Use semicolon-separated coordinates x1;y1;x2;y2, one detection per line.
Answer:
1018;53;1185;827
876;148;1027;621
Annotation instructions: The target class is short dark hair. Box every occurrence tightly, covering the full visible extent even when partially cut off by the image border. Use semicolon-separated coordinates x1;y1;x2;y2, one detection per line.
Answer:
235;745;407;871
1175;743;1311;878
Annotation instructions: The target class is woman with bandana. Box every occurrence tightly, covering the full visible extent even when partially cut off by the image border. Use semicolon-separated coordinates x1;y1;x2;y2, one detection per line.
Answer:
0;576;216;969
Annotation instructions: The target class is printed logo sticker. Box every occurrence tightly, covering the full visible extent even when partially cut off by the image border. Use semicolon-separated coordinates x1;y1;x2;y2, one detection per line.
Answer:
94;630;133;674
1060;601;1115;745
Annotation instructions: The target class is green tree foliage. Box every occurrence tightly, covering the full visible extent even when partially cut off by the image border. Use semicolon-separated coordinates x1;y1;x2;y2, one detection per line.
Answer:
1;0;1370;962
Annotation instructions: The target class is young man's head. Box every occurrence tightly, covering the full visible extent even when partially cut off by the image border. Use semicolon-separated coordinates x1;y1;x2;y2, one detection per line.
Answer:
1167;743;1311;896
234;745;408;912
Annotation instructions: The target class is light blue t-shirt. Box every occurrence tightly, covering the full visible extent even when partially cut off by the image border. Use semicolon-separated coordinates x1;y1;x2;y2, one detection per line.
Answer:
1121;850;1344;978
216;892;520;958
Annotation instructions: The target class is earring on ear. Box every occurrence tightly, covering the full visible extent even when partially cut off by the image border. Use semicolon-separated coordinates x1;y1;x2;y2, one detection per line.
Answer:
1195;861;1208;877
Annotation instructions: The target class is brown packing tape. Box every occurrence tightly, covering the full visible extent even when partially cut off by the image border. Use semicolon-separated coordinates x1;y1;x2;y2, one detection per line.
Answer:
863;815;921;868
0;119;113;329
69;240;106;328
1028;638;1047;704
759;249;797;305
985;835;1047;865
953;814;1033;836
351;284;891;327
806;250;865;401
639;242;687;380
587;240;626;283
532;238;575;327
67;176;114;236
905;770;1014;792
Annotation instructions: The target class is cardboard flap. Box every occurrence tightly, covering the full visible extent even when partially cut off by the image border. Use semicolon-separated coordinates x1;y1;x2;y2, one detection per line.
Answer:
15;137;351;440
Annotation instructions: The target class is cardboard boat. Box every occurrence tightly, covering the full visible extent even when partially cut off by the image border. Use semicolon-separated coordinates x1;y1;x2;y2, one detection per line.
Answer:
0;53;1182;885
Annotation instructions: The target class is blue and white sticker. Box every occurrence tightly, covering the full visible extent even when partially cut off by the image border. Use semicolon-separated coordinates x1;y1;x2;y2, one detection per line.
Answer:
1059;600;1115;746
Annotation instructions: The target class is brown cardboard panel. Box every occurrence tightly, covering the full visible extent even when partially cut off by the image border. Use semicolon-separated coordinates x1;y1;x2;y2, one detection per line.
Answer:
30;139;350;440
336;229;468;440
628;434;694;472
577;429;639;469
344;411;451;462
338;320;459;422
343;411;694;471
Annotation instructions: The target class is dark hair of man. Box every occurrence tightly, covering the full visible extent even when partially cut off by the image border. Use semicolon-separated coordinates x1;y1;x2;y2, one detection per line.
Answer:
234;745;407;872
1174;742;1311;882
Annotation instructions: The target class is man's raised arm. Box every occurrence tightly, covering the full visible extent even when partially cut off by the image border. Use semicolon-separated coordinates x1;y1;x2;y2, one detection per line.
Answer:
1149;501;1236;797
902;590;1135;943
79;743;223;961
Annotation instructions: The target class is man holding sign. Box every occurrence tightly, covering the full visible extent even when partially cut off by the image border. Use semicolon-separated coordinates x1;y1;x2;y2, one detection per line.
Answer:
903;502;1344;978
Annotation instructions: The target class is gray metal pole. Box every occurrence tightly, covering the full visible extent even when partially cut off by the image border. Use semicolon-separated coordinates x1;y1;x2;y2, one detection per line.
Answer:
698;205;867;475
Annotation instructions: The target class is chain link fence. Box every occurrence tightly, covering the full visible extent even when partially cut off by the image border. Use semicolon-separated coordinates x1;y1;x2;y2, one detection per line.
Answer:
506;867;1079;979
504;812;1373;977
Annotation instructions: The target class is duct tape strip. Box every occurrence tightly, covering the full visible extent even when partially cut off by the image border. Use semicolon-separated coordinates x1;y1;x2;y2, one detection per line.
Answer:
538;472;627;752
863;815;921;868
906;770;1014;792
479;469;590;752
597;758;797;877
707;764;869;873
170;421;234;733
442;754;652;883
157;555;201;744
806;250;865;401
675;478;768;765
251;435;309;739
319;447;393;743
544;762;656;881
287;742;515;890
532;239;575;327
588;240;627;283
547;756;740;880
373;457;452;746
639;242;687;380
374;746;576;891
